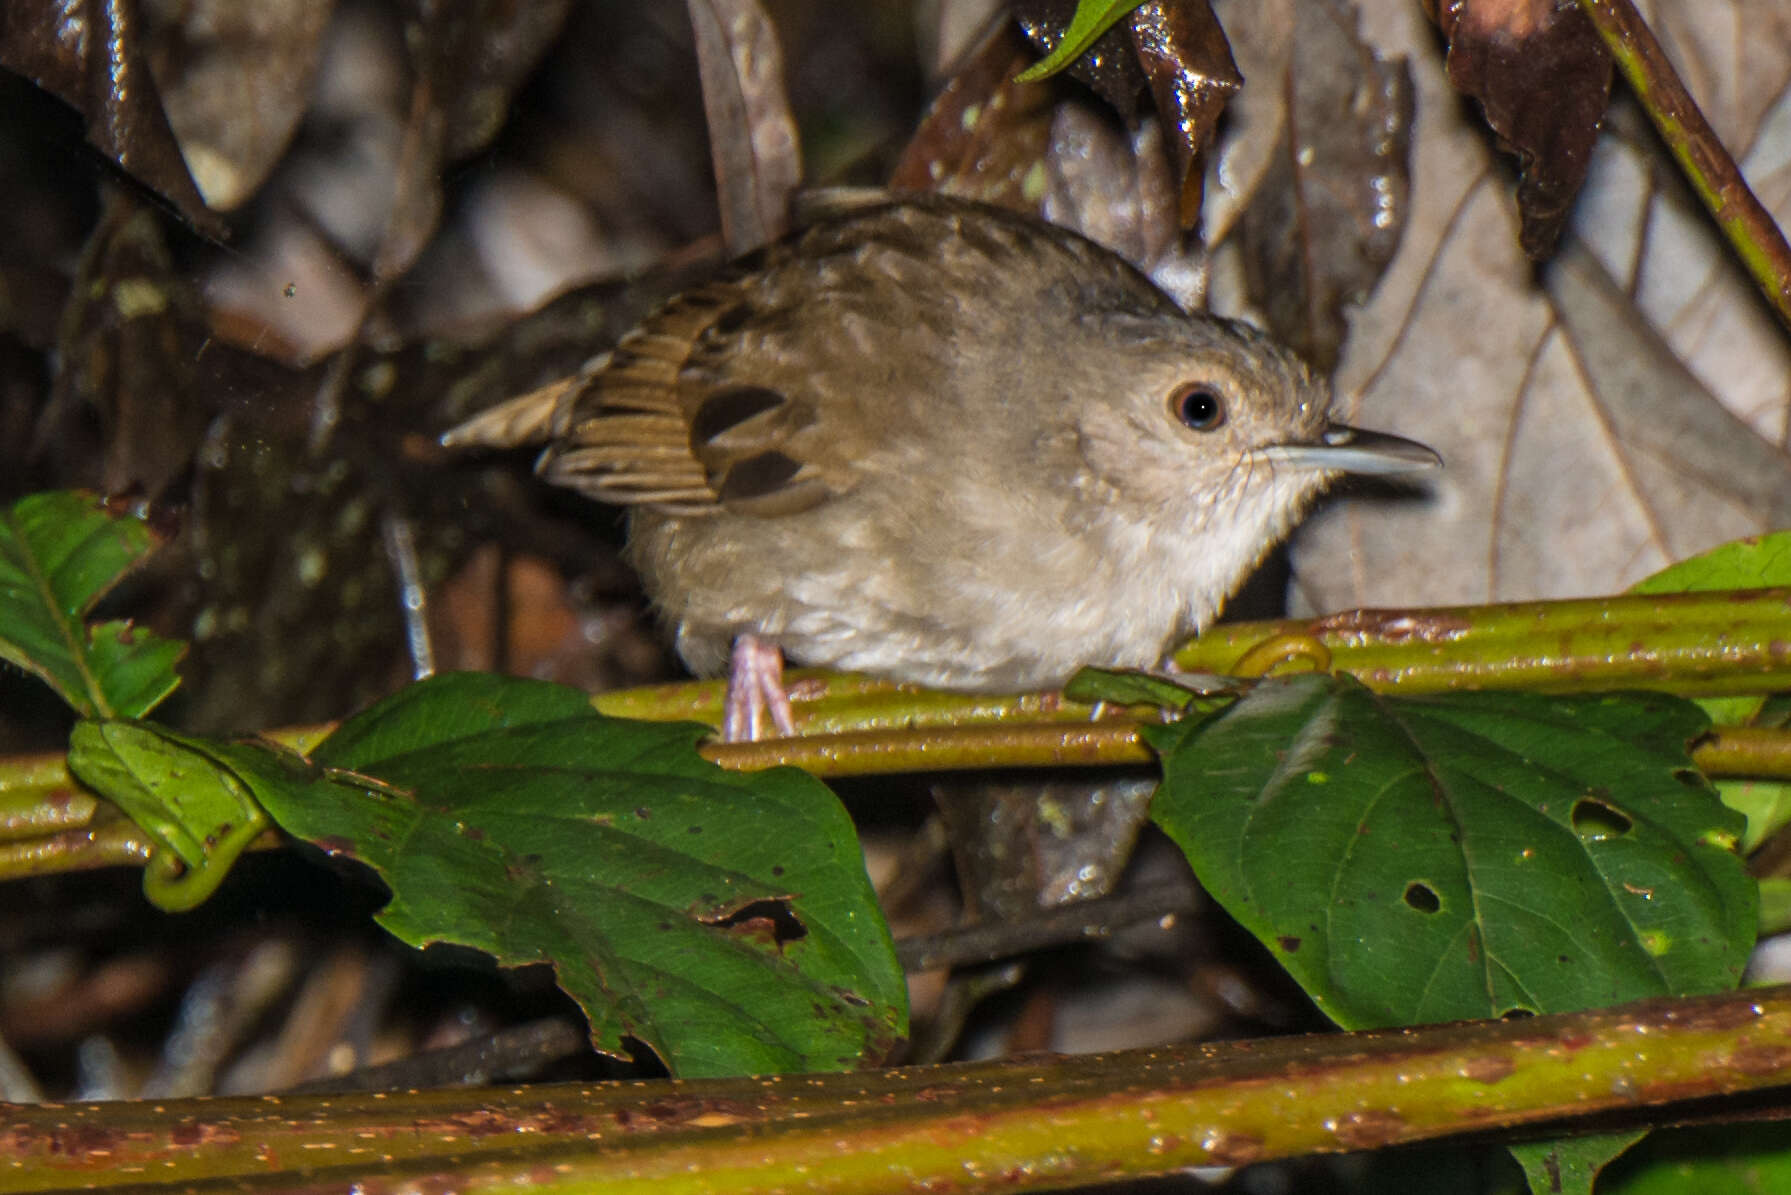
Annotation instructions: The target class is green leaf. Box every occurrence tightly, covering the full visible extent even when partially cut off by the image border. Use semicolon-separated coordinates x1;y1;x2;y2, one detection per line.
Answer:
1630;531;1791;850
1509;1133;1645;1195
1599;1122;1791;1194
67;720;276;911
1014;0;1149;82
0;490;184;718
1759;876;1791;936
264;672;907;1078
1062;665;1240;711
1146;674;1754;1029
1629;530;1791;596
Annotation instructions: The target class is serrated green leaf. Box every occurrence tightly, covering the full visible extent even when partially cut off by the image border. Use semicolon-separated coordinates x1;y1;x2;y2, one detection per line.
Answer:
1147;674;1755;1029
260;672;906;1078
0;490;183;718
67;720;274;911
1014;0;1148;82
1630;531;1791;851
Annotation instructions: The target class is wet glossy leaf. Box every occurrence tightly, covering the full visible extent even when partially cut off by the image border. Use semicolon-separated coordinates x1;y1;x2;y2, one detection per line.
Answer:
1427;0;1613;259
889;20;1201;305
260;672;907;1078
0;490;184;719
0;0;226;235
1011;1;1238;229
1014;0;1151;86
1126;0;1240;226
1148;674;1754;1029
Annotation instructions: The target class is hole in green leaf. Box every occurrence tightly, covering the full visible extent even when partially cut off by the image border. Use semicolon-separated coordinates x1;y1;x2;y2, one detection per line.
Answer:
1499;1007;1536;1020
1403;882;1440;914
703;899;807;949
1570;797;1632;842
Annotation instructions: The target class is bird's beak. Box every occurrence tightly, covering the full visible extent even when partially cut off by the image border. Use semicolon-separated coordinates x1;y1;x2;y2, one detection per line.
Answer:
1261;423;1440;476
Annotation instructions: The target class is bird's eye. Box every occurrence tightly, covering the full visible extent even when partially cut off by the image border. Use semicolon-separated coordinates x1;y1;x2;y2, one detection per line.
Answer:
1171;384;1226;431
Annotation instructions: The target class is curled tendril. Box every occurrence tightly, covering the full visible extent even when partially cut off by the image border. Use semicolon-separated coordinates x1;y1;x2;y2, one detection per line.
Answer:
1228;633;1333;679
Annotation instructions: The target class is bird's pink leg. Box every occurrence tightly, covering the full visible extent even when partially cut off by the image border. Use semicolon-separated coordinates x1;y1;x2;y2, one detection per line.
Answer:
721;634;797;741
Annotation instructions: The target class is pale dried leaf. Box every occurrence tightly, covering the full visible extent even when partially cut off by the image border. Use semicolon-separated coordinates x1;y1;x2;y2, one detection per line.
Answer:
1202;0;1294;247
1288;0;1791;613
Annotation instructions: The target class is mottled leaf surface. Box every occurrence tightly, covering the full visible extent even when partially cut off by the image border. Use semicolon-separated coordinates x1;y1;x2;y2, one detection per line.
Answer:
890;19;1201;306
260;672;907;1078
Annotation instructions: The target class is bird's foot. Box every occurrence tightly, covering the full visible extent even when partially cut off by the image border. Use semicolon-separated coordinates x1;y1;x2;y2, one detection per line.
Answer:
721;634;797;741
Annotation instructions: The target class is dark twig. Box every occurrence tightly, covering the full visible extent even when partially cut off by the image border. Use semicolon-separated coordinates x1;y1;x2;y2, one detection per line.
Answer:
894;880;1200;973
282;1017;590;1094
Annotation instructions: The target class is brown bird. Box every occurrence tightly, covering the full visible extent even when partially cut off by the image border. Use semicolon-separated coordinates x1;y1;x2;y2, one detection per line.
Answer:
444;195;1436;737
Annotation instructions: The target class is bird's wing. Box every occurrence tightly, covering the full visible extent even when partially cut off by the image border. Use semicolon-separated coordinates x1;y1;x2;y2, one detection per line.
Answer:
447;275;841;518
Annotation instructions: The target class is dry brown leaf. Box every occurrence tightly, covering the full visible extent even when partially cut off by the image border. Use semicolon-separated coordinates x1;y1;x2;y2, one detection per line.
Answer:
140;0;337;211
1127;0;1241;227
1236;0;1412;373
1428;0;1613;259
39;191;206;499
1013;0;1151;119
1012;1;1240;230
0;0;226;237
891;20;1202;307
1287;0;1791;613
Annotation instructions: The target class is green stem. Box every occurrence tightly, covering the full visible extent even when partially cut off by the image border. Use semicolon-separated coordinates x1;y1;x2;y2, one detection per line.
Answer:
1573;0;1791;331
2;590;1785;882
7;985;1791;1192
1174;588;1791;697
